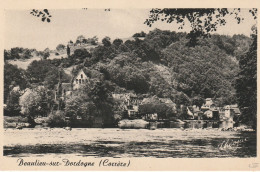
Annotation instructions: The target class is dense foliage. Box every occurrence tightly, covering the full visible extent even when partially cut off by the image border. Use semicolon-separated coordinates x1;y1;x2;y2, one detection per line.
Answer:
19;87;53;118
4;62;27;102
65;79;114;127
4;28;255;127
236;27;257;129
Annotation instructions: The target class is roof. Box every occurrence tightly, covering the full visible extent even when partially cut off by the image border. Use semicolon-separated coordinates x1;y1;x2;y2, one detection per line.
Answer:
230;104;238;108
76;69;88;78
72;68;91;81
233;108;241;114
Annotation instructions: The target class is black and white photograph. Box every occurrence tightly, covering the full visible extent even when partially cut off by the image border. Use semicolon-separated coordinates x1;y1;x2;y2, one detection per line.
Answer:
1;3;259;170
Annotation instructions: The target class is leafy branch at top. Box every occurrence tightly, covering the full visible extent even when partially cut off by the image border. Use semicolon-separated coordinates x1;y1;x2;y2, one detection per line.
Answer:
144;8;257;46
30;9;111;23
30;9;52;22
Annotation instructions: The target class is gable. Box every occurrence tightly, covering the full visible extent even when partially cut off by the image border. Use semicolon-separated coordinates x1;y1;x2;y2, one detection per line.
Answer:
75;69;88;80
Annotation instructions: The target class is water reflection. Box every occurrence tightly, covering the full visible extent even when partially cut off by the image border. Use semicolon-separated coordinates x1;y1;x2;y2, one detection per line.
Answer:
169;120;234;129
3;128;256;158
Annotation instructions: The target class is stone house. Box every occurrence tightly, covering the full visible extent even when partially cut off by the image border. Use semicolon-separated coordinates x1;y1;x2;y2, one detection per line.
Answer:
72;69;90;90
112;93;140;119
55;69;90;101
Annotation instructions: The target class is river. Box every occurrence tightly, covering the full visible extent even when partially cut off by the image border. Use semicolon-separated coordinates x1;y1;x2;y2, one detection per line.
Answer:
3;128;256;158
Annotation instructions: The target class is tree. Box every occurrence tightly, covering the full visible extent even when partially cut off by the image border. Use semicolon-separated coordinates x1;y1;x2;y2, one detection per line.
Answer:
5;90;21;116
89;36;98;45
67;45;71;57
235;26;257;129
145;8;257;46
47;110;66;127
76;35;86;45
139;103;175;120
102;36;111;47
56;44;66;51
4;62;27;103
73;48;91;59
191;95;204;107
133;31;146;37
38;50;50;59
65;96;97;122
113;39;123;47
4;47;33;60
71;48;91;65
10;47;23;59
19;87;53;118
65;79;114;127
26;60;69;89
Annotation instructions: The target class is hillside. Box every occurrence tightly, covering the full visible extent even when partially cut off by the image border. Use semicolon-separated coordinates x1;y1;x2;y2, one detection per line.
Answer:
4;29;251;106
6;44;99;70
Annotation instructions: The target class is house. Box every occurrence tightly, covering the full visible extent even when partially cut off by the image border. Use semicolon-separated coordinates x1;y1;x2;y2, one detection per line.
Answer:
217;105;241;128
201;98;216;111
142;113;158;121
55;69;90;102
112;93;140;119
187;105;203;120
72;69;90;90
223;105;241;121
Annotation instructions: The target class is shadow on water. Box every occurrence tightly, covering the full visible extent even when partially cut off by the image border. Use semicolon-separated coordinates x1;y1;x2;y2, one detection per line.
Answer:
4;131;256;158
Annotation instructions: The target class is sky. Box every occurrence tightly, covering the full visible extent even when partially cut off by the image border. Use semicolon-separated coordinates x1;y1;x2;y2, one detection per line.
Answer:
4;9;257;51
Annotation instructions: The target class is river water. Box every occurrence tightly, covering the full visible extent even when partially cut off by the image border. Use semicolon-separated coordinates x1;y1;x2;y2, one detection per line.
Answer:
3;128;256;158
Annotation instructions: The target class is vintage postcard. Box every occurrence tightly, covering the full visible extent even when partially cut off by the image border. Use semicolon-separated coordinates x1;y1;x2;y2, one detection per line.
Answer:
0;0;260;171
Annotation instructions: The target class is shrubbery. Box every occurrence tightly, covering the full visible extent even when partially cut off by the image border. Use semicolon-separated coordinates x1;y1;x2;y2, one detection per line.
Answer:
47;110;66;127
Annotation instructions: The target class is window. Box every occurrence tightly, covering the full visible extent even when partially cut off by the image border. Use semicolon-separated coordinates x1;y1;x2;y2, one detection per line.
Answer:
81;74;83;78
79;79;81;84
76;79;78;84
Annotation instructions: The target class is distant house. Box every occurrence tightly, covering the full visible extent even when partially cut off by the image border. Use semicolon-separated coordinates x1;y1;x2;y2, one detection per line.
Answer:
187;105;203;120
223;105;241;121
201;98;216;111
112;93;140;119
142;113;158;121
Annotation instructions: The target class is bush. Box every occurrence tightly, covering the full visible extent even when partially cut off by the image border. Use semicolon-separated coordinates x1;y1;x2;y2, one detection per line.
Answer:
47;110;66;127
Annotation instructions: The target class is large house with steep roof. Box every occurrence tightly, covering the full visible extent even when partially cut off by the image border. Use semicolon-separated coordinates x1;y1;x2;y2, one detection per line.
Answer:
55;69;90;101
72;69;90;90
